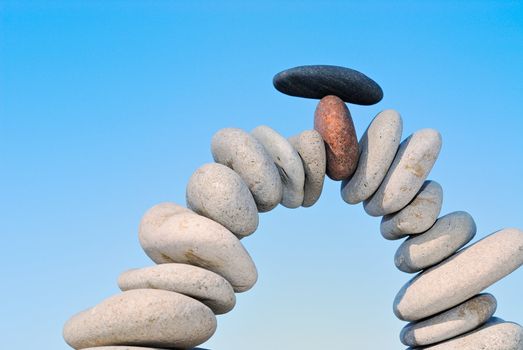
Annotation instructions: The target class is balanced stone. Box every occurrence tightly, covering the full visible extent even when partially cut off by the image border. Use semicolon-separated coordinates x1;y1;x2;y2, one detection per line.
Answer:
381;180;443;240
211;127;282;212
341;109;403;204
401;293;497;347
394;228;523;321
139;202;258;293
288;130;326;207
81;348;210;350
364;128;442;217
186;163;258;238
314;95;359;180
118;263;236;315
63;289;216;349
272;65;383;105
252;125;305;208
395;211;476;273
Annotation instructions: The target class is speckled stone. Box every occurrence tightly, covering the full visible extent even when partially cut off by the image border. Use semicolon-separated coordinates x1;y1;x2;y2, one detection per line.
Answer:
139;202;258;293
364;128;442;217
381;180;443;240
401;293;497;346
252;125;305;208
118;263;236;315
394;228;523;321
409;318;523;350
63;289;216;349
186;163;258;238
341;109;403;204
211;128;282;212
288;130;326;207
273;65;383;105
395;211;476;273
314;95;359;180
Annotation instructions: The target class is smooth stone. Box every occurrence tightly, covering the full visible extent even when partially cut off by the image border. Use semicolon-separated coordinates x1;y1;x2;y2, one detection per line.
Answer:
394;228;523;321
63;289;216;349
251;125;305;208
211;128;282;212
395;211;476;273
118;263;236;315
288;130;326;207
273;65;383;105
341;109;403;204
364;128;442;217
186;163;258;238
381;180;443;240
409;317;523;350
139;202;258;293
401;293;497;346
314;95;359;180
81;347;210;350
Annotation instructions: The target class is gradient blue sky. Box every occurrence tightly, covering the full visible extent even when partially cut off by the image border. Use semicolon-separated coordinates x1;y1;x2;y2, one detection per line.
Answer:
1;1;522;349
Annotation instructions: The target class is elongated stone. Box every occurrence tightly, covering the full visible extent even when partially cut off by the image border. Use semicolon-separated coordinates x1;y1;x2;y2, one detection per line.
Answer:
211;128;282;212
341;109;403;204
63;289;216;349
364;128;442;217
381;180;443;240
81;347;210;350
288;130;326;207
252;125;305;208
395;211;476;273
139;202;258;293
118;263;236;315
401;293;497;346
394;228;523;321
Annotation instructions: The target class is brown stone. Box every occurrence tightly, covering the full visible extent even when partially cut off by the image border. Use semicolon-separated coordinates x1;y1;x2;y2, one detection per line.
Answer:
313;95;359;180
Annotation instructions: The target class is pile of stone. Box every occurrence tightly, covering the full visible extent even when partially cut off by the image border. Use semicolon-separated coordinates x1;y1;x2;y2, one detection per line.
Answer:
63;65;523;350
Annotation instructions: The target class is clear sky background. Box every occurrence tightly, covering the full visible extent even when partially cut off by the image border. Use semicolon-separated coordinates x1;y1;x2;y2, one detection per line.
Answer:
1;1;522;349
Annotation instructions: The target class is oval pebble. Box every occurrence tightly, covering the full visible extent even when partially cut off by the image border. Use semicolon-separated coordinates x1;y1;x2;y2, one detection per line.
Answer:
364;128;442;217
118;263;236;315
394;228;523;321
186;163;258;238
211;127;282;212
395;211;476;273
401;293;497;346
314;95;359;181
273;65;383;105
81;347;210;350
341;109;403;204
288;130;326;207
63;289;216;349
381;180;443;240
252;125;305;208
139;202;258;293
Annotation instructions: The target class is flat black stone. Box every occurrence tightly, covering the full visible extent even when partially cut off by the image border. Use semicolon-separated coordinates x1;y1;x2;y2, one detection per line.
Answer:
273;65;383;105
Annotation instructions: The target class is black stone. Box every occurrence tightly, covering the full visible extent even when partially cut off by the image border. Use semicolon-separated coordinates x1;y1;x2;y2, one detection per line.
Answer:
273;65;383;105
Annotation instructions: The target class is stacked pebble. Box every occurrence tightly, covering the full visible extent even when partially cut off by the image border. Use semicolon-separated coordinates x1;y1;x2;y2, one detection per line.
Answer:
63;65;523;350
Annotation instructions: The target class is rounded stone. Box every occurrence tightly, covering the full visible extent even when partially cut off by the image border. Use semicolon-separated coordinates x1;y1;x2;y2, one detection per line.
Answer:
288;130;326;207
118;263;236;315
381;180;443;240
273;65;383;105
63;289;217;349
395;211;476;273
139;202;258;293
211;127;283;212
314;95;359;181
341;109;403;204
251;125;305;208
364;128;442;217
186;162;258;238
81;347;210;350
401;293;497;346
394;228;523;321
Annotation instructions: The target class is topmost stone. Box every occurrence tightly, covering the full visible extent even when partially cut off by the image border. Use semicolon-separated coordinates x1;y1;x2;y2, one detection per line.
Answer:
273;65;383;105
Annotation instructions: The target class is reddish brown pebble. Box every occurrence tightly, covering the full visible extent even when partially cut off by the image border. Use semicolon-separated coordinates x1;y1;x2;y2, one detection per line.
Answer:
314;95;359;180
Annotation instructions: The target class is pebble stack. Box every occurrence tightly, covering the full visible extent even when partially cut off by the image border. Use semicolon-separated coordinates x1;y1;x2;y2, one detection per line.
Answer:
63;65;523;350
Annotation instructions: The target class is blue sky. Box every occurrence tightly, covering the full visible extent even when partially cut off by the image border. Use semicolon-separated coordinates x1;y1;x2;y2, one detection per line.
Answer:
1;1;522;349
